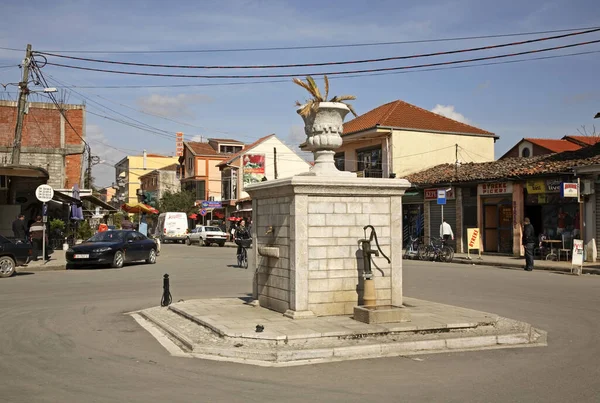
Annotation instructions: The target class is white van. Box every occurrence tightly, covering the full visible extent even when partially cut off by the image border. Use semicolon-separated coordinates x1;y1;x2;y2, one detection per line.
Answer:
155;212;189;243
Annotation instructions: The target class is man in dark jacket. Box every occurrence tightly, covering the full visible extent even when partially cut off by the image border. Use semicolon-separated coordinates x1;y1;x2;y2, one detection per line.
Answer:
522;217;536;271
11;214;27;241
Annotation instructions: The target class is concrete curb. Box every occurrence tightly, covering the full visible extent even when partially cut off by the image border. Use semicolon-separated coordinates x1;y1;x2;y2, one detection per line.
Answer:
451;258;600;275
17;262;66;272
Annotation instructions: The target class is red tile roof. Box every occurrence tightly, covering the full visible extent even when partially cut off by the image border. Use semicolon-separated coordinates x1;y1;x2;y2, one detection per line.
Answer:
525;138;581;153
563;135;600;147
185;141;220;156
217;134;275;167
343;100;495;137
407;143;600;185
208;138;244;144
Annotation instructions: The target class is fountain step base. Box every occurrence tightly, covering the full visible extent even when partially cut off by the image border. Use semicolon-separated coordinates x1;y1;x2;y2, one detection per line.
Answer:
353;305;412;324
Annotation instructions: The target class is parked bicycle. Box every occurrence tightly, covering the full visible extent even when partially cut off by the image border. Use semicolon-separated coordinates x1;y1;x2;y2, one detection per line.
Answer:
421;237;453;262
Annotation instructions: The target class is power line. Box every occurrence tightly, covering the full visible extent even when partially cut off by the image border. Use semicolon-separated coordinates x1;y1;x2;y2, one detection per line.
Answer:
27;25;600;54
35;28;600;70
43;39;600;79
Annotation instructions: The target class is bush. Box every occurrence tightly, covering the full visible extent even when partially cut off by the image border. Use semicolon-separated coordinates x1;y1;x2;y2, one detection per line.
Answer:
76;221;94;241
49;218;65;232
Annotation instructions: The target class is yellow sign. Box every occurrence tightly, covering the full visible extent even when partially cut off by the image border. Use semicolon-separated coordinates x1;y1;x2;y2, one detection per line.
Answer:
526;180;545;194
467;228;481;249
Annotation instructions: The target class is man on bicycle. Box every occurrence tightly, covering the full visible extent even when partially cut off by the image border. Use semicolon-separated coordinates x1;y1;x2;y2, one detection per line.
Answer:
234;219;251;263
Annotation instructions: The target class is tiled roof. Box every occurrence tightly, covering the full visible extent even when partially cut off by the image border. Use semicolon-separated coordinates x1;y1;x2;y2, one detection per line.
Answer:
525;138;581;153
208;138;244;144
217;134;275;167
185;142;219;156
563;135;600;147
343;100;494;137
407;143;600;185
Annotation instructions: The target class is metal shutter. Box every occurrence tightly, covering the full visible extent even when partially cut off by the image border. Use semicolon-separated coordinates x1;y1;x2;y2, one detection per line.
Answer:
429;200;456;241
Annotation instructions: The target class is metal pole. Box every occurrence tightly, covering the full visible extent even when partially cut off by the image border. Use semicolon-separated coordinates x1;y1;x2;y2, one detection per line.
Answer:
12;44;32;165
42;202;46;261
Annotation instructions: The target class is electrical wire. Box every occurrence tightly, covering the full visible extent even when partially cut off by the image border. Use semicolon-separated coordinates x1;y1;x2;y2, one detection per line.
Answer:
29;25;600;54
43;39;600;79
34;28;600;70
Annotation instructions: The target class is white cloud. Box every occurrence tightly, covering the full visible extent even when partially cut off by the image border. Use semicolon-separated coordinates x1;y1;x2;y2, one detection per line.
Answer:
88;125;126;187
136;94;213;118
431;105;471;124
286;125;312;162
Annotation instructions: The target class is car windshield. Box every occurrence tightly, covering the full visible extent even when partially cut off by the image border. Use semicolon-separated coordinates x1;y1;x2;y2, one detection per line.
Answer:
87;231;125;242
205;227;221;232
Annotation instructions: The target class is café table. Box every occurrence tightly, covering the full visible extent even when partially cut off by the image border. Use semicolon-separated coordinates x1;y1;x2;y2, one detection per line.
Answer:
542;239;562;261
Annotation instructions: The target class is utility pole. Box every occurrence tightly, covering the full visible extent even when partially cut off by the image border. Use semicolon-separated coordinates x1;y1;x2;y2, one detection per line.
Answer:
273;147;278;179
11;44;32;165
454;144;459;179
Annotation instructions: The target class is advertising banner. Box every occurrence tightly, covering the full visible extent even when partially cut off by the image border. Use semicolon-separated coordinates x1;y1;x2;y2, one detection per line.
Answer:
176;132;184;156
243;154;265;185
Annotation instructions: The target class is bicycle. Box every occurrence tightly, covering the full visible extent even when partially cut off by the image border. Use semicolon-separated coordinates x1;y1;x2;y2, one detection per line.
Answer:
235;238;252;269
403;236;421;259
422;237;453;262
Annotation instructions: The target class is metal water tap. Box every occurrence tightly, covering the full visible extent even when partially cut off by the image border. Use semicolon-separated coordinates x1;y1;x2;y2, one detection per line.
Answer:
359;225;390;279
265;226;273;235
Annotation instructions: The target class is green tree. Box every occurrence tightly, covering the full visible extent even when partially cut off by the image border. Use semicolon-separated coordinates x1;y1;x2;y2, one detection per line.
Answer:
76;221;93;240
159;190;196;214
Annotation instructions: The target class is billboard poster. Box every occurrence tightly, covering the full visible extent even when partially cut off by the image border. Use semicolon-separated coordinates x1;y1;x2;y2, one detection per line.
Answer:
243;154;265;185
176;132;184;156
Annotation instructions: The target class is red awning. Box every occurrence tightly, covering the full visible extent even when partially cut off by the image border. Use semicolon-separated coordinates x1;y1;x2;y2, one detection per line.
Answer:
189;214;198;219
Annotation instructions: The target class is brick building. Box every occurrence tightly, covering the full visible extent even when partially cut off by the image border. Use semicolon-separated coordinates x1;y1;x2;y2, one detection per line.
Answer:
0;100;85;188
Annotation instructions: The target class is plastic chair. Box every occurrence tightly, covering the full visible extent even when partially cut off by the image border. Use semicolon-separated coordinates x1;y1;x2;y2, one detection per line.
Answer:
534;234;548;257
559;232;573;261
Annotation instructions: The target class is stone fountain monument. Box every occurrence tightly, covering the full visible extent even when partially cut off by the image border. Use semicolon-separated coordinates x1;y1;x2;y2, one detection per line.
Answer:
245;98;410;319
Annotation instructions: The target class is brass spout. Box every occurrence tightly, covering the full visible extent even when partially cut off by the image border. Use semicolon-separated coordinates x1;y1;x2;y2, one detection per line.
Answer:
265;226;274;235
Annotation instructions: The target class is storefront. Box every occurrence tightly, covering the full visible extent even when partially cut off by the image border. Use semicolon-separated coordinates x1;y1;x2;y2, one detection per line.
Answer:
402;189;424;245
479;182;514;254
524;177;580;239
424;187;456;242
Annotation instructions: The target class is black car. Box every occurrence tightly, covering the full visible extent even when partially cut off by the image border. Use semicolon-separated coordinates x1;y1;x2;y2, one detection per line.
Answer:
65;230;157;269
0;235;32;278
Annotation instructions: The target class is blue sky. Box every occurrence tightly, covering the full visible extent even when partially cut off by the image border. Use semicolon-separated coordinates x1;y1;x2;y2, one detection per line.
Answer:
1;0;599;186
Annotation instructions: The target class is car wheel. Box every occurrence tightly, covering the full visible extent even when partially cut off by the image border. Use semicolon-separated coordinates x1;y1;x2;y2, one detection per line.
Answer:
218;242;225;247
204;241;210;247
146;249;157;264
185;237;191;246
112;250;124;268
0;256;16;278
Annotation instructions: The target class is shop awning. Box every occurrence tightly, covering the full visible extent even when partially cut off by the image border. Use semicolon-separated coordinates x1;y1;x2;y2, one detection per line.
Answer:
52;190;81;205
81;194;118;212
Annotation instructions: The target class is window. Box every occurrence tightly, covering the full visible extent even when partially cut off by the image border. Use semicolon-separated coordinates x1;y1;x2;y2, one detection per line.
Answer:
334;152;345;171
521;148;531;158
0;175;8;189
356;147;383;177
187;157;194;175
219;145;243;154
184;180;206;200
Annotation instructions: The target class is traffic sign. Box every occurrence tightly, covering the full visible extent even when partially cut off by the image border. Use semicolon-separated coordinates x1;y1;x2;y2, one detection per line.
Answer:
35;184;54;203
200;200;222;209
200;209;207;216
437;189;446;205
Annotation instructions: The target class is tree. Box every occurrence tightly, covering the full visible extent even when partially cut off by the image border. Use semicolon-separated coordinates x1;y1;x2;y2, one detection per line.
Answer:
576;125;599;140
159;190;196;214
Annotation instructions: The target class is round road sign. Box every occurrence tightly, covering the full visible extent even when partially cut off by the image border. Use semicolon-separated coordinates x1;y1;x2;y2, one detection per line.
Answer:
35;184;54;203
200;209;207;216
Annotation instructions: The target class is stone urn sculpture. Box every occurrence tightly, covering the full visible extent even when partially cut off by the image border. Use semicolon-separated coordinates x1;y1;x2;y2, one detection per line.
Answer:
294;75;357;177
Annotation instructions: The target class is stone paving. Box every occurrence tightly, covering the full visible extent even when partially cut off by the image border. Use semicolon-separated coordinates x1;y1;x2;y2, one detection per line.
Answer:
135;297;546;366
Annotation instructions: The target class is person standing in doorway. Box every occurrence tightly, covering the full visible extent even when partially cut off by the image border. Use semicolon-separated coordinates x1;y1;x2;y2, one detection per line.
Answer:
440;219;454;243
522;217;536;271
29;216;49;261
12;214;27;241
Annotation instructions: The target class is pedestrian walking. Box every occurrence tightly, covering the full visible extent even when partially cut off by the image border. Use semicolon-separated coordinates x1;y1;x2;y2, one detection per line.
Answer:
522;217;536;271
440;219;454;242
11;214;27;241
29;216;49;261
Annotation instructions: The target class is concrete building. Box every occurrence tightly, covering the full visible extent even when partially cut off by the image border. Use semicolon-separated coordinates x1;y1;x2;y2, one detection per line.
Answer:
180;138;241;202
218;134;310;220
0;100;85;189
114;152;179;205
139;164;181;205
332;100;497;178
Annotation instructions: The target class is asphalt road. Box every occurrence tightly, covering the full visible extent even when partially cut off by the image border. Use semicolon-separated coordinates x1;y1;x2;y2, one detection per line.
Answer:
1;244;599;403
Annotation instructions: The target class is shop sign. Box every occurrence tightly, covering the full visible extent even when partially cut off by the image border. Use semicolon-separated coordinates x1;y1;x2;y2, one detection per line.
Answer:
467;228;481;249
243;154;266;185
561;182;578;198
545;178;561;193
572;239;584;268
526;180;545;194
478;182;513;195
424;188;455;200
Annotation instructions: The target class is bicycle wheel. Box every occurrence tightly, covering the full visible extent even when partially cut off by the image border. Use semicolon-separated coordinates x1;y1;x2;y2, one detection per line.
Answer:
404;245;412;259
417;244;428;260
237;253;243;267
242;249;248;269
442;246;454;262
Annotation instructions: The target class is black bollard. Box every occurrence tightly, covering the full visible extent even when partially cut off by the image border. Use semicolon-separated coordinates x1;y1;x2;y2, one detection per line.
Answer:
161;273;172;307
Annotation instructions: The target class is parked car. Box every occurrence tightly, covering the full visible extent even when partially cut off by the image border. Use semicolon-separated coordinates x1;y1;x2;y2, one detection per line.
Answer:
65;230;157;269
186;226;227;247
0;235;32;278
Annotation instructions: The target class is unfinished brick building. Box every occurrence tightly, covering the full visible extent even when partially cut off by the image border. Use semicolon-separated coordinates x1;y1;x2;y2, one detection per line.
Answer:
0;100;85;188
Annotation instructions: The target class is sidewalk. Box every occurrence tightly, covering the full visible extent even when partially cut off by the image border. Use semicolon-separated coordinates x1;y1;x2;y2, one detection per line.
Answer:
450;252;600;275
20;250;67;272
